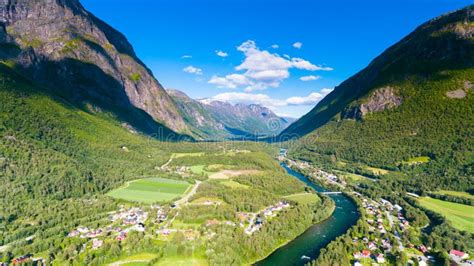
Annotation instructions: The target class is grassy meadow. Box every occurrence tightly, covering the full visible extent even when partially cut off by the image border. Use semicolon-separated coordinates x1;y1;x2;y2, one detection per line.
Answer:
418;197;474;233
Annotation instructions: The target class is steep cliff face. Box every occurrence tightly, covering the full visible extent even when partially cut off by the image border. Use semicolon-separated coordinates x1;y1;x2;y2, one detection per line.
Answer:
281;6;474;137
0;0;188;134
342;87;403;120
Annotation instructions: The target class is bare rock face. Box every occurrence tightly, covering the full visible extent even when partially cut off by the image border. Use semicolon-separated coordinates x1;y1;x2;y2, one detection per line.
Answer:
342;87;403;120
0;0;188;134
446;80;473;99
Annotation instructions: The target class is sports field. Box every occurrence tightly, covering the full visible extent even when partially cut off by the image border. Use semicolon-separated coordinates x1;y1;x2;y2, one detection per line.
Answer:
107;178;190;204
418;197;474;233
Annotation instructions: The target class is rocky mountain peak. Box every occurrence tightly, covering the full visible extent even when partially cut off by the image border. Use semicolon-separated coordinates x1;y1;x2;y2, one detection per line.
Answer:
0;0;188;135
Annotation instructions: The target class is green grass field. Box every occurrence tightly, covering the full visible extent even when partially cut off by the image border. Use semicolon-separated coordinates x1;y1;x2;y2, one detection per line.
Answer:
155;258;207;266
109;253;159;266
434;190;474;200
402;156;431;165
418;197;474;233
364;166;389;175
284;193;320;205
107;178;190;204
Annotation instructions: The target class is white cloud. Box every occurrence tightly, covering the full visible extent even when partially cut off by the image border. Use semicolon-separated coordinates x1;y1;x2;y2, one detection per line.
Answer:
181;55;192;59
216;50;228;57
285;89;332;105
209;74;250;89
300;75;321;81
293;42;303;49
271;44;279;49
204;88;334;111
183;65;203;75
208;40;332;92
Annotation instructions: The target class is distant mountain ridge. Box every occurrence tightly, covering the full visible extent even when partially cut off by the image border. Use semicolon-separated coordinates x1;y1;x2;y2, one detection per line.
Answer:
168;89;295;139
0;0;188;137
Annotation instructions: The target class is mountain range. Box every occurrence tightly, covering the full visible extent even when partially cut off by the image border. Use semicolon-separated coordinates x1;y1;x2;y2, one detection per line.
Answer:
168;89;295;139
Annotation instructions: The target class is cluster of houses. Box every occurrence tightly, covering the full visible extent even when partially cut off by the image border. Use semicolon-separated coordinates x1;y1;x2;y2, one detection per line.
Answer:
286;158;346;187
353;250;386;265
242;201;291;235
7;254;45;265
67;226;103;239
109;207;148;225
154;205;168;224
65;207;151;250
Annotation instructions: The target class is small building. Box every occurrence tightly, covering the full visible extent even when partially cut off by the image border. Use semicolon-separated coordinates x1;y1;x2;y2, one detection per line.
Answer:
12;254;33;265
368;242;377;250
450;249;468;259
376;254;385;263
92;238;103;250
361;250;371;258
418;245;428;253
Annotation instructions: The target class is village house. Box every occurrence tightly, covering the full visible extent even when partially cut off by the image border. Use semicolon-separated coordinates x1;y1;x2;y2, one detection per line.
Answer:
361;250;371;258
12;254;32;265
418;245;428;253
92;238;103;250
116;232;127;241
450;249;469;260
368;242;377;250
376;254;385;263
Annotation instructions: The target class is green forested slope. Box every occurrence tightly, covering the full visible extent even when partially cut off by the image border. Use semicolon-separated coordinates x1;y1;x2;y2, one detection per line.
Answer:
284;6;474;193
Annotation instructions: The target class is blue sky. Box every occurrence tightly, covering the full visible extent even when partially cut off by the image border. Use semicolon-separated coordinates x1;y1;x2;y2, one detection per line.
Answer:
82;0;471;118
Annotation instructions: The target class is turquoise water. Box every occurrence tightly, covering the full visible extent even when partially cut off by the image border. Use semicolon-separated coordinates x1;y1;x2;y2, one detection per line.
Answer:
255;164;360;266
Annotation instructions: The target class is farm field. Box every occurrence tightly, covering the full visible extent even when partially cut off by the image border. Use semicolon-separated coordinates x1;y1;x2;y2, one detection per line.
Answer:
364;166;389;175
155;258;207;266
109;253;158;266
284;193;320;205
417;197;474;233
107;177;191;204
220;180;249;189
434;190;474;200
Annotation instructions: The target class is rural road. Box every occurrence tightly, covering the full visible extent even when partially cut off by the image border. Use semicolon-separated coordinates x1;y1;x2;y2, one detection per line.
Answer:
174;180;201;207
160;157;173;170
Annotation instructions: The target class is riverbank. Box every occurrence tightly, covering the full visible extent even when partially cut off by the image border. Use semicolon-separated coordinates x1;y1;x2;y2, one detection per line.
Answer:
255;163;360;266
249;197;336;265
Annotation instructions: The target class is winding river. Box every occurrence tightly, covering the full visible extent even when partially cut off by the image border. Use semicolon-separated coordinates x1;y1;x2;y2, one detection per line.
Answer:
255;164;360;266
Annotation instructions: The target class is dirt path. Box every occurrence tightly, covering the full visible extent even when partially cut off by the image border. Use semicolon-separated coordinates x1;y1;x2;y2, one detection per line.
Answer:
161;157;173;170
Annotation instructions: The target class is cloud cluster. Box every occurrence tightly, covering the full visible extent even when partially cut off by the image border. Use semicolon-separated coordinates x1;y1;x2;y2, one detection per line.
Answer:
208;40;332;92
216;50;228;57
203;88;333;111
300;75;321;81
183;65;203;75
293;42;303;49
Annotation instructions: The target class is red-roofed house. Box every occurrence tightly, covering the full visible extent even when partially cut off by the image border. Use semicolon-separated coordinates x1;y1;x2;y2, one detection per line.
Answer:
450;250;468;259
